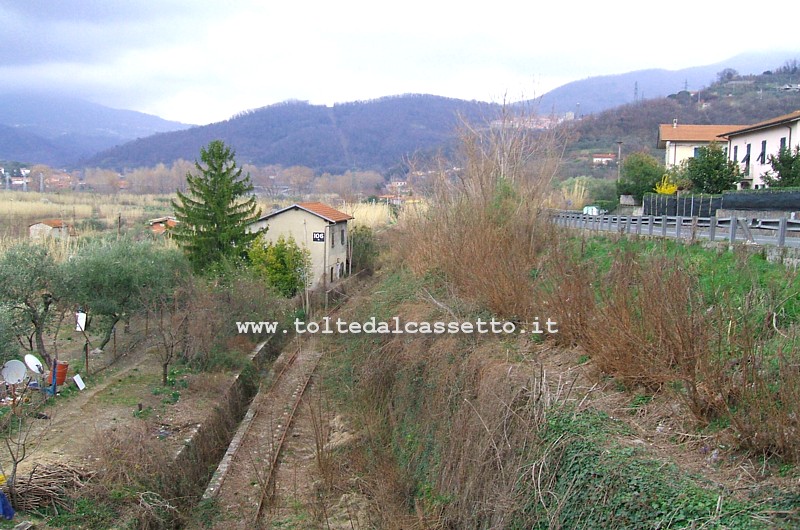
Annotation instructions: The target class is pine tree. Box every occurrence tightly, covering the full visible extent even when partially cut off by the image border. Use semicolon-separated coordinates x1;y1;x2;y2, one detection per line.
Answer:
172;140;261;271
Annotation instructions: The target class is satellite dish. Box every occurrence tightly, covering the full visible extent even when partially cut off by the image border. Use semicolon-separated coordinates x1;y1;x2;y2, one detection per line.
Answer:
2;360;27;385
24;354;44;375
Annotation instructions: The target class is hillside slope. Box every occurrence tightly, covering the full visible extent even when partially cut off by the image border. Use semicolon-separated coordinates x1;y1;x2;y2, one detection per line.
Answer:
0;92;190;166
84;95;499;174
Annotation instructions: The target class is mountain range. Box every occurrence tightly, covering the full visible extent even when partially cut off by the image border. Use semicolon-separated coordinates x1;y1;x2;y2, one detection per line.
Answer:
0;51;797;172
0;92;189;166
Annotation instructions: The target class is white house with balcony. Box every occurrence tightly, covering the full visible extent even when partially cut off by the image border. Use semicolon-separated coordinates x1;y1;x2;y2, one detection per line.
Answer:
719;110;800;189
657;121;741;168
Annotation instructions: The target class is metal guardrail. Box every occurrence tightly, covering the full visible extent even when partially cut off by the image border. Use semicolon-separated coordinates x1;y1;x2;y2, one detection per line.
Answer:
550;210;800;248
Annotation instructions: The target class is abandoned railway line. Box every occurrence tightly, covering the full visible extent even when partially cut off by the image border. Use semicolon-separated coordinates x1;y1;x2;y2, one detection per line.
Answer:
199;336;325;529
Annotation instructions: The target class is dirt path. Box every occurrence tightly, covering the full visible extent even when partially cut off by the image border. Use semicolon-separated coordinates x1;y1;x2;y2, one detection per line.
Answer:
12;350;160;474
205;336;325;529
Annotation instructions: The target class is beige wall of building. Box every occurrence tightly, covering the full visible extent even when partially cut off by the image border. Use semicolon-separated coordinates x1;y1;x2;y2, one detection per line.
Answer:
248;205;351;289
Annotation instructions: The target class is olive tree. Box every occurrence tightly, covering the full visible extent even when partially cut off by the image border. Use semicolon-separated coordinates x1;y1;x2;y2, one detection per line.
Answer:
0;244;62;369
62;239;190;352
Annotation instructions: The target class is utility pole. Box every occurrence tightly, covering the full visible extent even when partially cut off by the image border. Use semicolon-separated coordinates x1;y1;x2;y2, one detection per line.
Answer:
616;141;623;182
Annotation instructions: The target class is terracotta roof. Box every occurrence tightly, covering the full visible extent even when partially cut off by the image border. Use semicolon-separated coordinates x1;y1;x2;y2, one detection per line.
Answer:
258;202;354;223
30;219;69;228
297;202;353;222
720;110;800;137
657;124;741;148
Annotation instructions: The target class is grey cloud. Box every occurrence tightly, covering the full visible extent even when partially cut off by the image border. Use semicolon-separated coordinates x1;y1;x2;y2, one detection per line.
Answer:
0;1;226;65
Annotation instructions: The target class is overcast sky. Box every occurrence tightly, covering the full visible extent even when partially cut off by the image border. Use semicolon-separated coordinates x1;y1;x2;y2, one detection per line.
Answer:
1;1;798;125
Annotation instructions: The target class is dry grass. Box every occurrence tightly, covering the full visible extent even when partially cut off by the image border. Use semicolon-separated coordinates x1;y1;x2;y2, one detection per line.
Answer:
581;251;710;393
340;201;394;228
399;106;567;320
536;238;800;462
0;191;176;240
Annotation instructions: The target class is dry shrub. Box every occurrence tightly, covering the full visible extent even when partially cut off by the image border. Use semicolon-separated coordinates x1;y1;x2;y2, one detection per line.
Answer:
582;252;711;399
90;420;173;495
184;273;291;370
399;106;566;320
698;306;800;461
535;239;596;347
437;357;575;529
87;419;181;528
726;343;800;461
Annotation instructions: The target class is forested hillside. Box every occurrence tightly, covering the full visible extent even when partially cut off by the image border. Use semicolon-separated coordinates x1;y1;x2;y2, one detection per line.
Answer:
84;95;499;174
560;64;800;177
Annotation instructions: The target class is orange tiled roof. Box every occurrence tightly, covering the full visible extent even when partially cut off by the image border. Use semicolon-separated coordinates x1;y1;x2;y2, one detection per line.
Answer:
259;202;354;224
657;124;741;147
30;219;69;228
295;202;354;222
720;110;800;137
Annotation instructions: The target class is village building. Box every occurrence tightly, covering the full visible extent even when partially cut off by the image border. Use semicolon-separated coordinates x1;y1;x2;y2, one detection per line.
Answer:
147;216;179;235
657;121;741;168
719;110;800;189
248;202;354;290
29;219;74;240
591;153;616;165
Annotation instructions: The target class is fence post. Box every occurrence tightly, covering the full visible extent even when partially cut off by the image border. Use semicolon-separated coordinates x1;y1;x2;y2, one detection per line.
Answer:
648;215;654;236
676;216;683;240
778;217;787;248
709;216;717;242
625;215;632;234
661;216;668;237
729;218;737;244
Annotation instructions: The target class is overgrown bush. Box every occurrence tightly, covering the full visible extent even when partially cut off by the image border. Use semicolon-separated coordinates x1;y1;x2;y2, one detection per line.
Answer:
183;270;292;371
400;107;565;319
349;225;379;274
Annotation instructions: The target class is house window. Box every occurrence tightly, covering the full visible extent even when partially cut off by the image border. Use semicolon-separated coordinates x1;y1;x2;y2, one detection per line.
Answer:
733;145;738;162
693;147;700;158
341;228;346;245
331;227;335;248
781;137;787;151
757;140;767;163
744;144;751;175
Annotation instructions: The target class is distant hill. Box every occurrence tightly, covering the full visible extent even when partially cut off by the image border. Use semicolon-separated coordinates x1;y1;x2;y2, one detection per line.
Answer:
0;123;69;166
0;92;190;166
559;62;800;178
84;95;499;174
536;51;800;115
4;51;799;173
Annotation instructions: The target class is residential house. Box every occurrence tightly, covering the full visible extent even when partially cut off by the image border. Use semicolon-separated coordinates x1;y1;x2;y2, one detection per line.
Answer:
591;153;616;165
248;202;354;290
147;216;179;235
657;121;741;168
29;219;74;240
719;110;800;189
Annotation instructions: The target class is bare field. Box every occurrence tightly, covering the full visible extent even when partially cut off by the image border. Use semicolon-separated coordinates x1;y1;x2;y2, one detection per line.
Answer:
0;191;176;240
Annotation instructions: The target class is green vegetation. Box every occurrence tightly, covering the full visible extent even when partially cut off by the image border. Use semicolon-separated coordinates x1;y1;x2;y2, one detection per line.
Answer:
682;142;740;193
172;140;261;272
349;225;379;273
0;243;60;368
247;232;310;297
616;151;664;202
764;145;800;187
512;409;773;529
63;237;190;352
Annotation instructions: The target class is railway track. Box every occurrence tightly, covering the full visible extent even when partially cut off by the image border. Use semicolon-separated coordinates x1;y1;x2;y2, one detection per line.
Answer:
205;336;324;529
